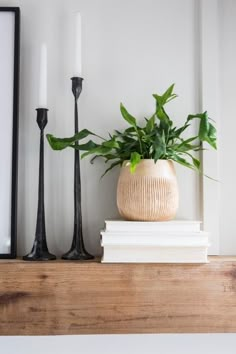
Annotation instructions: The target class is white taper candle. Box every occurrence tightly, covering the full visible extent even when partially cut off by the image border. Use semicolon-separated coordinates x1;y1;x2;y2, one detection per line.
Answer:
74;12;82;77
38;43;47;108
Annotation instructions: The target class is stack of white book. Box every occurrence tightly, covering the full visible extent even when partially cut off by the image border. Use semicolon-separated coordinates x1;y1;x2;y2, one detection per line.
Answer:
101;220;210;263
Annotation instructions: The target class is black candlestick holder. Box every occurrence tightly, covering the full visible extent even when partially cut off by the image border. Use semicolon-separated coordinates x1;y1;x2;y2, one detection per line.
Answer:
61;77;94;260
23;108;56;261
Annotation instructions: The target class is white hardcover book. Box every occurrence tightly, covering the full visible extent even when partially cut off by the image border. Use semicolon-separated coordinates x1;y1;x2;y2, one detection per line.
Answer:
104;220;202;233
101;231;209;247
102;245;208;263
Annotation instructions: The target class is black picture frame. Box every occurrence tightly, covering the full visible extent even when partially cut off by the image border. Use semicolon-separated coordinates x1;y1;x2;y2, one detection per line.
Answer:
0;7;20;258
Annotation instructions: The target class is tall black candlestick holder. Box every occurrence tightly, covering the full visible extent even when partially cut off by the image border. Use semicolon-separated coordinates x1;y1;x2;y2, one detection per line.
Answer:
61;77;94;260
23;108;56;261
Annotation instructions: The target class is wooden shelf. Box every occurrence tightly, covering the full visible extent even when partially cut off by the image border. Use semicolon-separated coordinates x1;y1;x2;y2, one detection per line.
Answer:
0;256;236;335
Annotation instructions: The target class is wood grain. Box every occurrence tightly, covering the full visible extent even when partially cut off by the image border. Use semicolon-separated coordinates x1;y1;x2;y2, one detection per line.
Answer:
0;257;236;335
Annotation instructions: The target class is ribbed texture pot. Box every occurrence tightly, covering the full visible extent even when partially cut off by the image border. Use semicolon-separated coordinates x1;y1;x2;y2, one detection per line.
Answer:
117;159;179;221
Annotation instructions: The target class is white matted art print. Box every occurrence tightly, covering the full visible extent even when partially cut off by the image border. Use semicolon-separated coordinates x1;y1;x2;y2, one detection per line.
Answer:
0;7;19;257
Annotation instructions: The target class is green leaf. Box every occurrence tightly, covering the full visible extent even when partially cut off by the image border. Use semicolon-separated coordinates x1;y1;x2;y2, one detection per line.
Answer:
176;143;200;153
200;121;217;149
81;146;112;159
170;124;190;139
182;152;201;171
104;154;119;162
90;154;118;164
47;129;99;151
175;136;199;152
130;152;141;173
199;113;208;138
152;133;166;162
120;103;137;127
170;153;195;170
102;139;120;149
187;112;217;149
163;83;174;99
153;86;176;132
191;156;200;170
178;136;198;146
122;135;137;143
152;94;164;107
158;108;173;129
115;130;122;135
145;114;156;134
187;113;204;122
101;160;122;178
208;123;217;148
73;140;99;151
124;127;136;133
162;84;178;104
153;84;177;107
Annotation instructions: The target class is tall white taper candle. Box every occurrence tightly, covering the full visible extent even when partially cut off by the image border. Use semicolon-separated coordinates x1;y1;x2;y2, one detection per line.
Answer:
38;43;47;108
74;12;82;77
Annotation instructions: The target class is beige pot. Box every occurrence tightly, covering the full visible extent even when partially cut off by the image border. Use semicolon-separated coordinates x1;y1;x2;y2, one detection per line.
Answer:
117;159;179;221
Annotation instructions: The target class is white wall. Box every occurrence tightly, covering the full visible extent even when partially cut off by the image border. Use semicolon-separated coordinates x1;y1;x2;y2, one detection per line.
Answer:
219;0;236;254
0;0;201;257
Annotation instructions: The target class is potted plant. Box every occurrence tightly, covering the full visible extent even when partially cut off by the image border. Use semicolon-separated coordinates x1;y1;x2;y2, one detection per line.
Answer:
47;84;217;221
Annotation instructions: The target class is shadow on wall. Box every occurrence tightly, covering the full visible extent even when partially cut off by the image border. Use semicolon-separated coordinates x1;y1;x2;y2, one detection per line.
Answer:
83;158;120;256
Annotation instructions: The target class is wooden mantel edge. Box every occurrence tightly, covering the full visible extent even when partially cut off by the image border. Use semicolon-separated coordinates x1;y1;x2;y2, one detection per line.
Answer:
0;255;235;264
0;255;236;335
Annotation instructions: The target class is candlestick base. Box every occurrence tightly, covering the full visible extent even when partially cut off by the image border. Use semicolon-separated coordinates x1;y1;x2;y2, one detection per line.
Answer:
23;241;56;261
61;247;94;261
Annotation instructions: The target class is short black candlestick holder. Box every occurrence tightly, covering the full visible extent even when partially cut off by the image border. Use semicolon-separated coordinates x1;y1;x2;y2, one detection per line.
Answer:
23;108;56;261
61;77;94;260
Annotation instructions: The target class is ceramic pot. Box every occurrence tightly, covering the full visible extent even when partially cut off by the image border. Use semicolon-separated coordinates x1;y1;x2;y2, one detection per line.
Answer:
117;159;179;221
